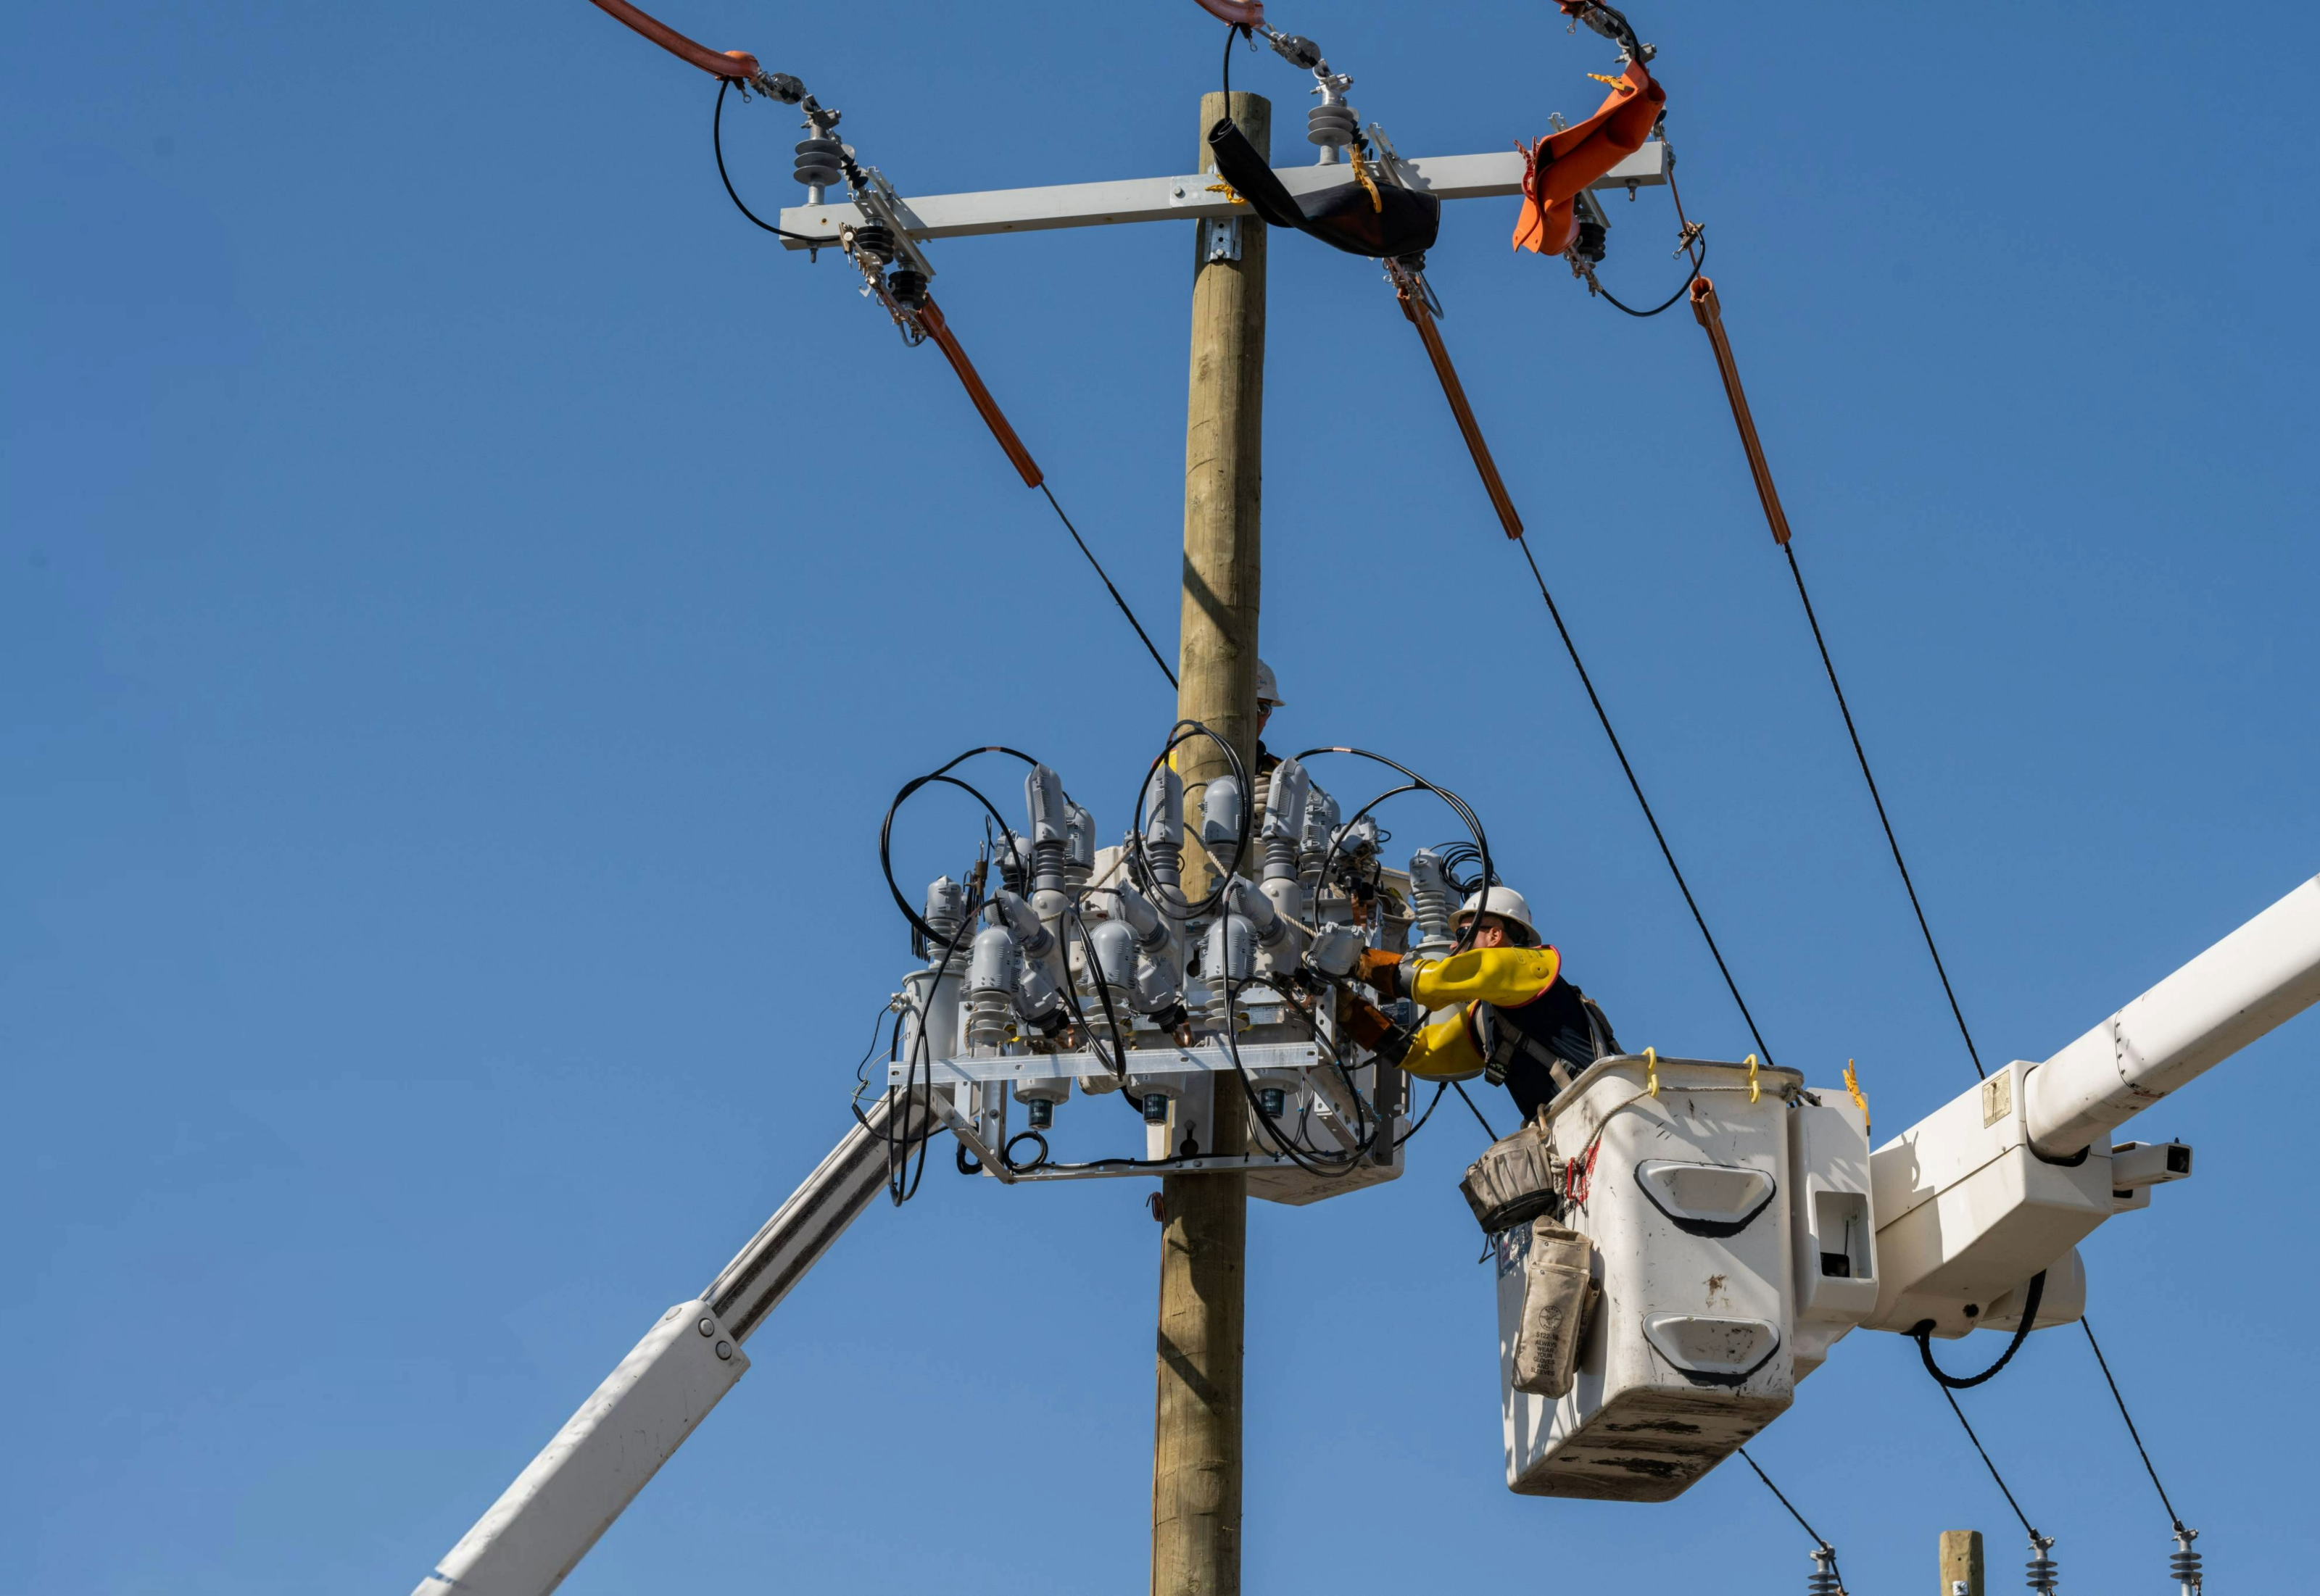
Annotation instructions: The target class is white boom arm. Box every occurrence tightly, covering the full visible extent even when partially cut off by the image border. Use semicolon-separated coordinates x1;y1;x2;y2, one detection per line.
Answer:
413;1094;929;1596
2026;873;2320;1155
1869;873;2320;1334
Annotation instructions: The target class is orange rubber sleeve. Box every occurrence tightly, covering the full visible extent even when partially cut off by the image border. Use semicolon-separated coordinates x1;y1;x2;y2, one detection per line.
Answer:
1397;284;1523;539
916;298;1043;490
587;0;760;80
1689;278;1792;546
1191;0;1267;28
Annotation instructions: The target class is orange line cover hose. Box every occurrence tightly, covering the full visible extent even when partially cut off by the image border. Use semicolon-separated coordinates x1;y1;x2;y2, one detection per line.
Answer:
587;0;762;81
1190;0;1267;28
1688;277;1792;546
916;299;1043;489
1396;282;1522;539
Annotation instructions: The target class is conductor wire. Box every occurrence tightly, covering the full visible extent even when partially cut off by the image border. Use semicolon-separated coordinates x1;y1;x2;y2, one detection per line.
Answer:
1512;535;1776;1064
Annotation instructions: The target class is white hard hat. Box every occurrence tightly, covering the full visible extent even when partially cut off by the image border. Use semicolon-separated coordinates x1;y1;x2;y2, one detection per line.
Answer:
1452;886;1538;947
1254;658;1284;709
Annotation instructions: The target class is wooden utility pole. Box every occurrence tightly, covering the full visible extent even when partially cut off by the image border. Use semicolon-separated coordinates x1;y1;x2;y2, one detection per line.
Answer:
1151;88;1267;1596
1939;1529;1985;1596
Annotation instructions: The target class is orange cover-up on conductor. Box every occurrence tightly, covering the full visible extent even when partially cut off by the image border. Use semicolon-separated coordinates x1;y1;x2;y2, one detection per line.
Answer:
1511;60;1664;256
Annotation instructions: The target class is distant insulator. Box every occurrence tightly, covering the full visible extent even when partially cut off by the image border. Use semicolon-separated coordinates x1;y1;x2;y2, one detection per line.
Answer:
1574;217;1609;265
886;267;929;309
1805;1547;1841;1596
2023;1537;2059;1596
2169;1528;2203;1592
850;223;895;265
1306;103;1358;147
792;136;845;190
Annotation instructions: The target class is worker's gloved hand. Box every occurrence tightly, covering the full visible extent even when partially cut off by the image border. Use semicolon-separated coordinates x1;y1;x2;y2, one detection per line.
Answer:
1356;947;1405;1001
1341;997;1414;1066
1303;925;1363;980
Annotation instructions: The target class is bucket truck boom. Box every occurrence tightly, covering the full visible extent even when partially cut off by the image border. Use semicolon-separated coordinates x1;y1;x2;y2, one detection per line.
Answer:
413;1093;930;1596
1866;872;2320;1337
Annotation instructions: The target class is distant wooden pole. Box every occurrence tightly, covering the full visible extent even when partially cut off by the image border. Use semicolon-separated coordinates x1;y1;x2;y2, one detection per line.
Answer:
1940;1529;1985;1596
1151;88;1267;1596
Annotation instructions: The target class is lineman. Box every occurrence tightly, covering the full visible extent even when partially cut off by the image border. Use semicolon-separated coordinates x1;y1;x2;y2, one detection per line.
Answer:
1250;657;1285;833
1349;885;1621;1123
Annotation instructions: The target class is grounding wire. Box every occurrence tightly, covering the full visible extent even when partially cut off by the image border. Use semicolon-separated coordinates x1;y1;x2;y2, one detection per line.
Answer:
1511;534;1776;1063
2081;1316;2190;1532
1784;541;1986;1078
712;79;837;244
1038;481;1177;690
1736;1447;1849;1595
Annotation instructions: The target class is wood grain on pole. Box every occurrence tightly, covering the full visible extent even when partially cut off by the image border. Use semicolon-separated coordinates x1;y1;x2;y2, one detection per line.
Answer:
1152;88;1267;1596
1939;1529;1985;1596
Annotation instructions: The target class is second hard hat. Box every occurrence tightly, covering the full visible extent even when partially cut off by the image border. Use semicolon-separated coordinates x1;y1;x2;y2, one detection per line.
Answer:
1453;886;1539;947
1255;658;1285;709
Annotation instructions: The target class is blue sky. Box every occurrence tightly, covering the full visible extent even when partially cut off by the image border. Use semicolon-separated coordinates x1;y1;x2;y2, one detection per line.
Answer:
6;2;2316;1591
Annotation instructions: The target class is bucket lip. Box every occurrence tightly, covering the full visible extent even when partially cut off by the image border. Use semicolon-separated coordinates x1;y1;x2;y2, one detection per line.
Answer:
1544;1052;1807;1121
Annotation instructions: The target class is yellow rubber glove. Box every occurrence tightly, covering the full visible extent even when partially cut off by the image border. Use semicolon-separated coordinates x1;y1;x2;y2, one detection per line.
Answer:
1398;1006;1488;1080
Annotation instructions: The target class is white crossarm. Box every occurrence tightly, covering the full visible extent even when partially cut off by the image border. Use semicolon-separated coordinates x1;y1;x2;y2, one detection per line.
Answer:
776;142;1665;248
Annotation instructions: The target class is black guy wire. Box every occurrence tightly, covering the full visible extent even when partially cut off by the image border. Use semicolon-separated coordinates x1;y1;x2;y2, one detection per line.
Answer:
1038;481;1177;690
2081;1317;2189;1530
1451;1080;1501;1142
1513;536;1777;1064
713;79;837;244
1736;1447;1848;1594
1937;1382;2040;1542
1784;541;1985;1078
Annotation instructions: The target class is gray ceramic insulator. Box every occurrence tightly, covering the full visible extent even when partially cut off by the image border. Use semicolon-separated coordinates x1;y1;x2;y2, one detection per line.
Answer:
1201;773;1245;873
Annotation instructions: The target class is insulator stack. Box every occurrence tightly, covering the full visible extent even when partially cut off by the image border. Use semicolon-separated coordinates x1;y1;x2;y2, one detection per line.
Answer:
1806;1545;1841;1596
922;875;966;960
1307;101;1357;149
1574;217;1609;265
2169;1527;2202;1594
2023;1536;2059;1595
792;136;845;191
885;267;928;309
964;988;1013;1052
850;222;896;265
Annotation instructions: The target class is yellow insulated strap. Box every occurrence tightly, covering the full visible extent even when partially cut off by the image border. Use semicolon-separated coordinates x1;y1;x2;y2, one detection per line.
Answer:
1844;1058;1870;1134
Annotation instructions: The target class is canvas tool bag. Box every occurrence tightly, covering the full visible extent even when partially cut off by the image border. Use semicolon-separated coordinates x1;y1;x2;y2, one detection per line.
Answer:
1460;1118;1562;1235
1512;1219;1601;1399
